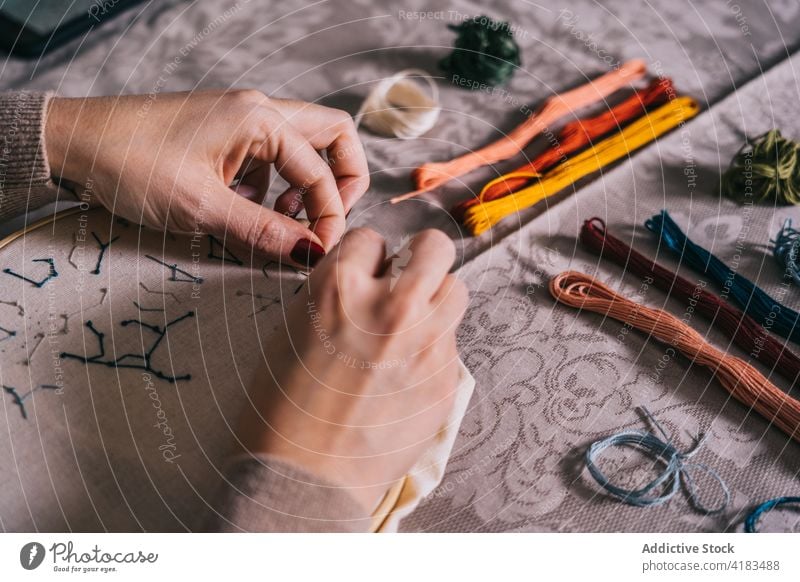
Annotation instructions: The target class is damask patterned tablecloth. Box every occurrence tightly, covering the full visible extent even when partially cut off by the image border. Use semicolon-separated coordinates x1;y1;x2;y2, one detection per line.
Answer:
1;0;799;531
403;49;800;532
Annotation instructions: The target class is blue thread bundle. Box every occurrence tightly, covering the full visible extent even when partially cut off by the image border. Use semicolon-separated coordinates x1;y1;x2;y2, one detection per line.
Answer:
745;496;800;532
646;210;800;344
585;407;730;514
772;219;800;286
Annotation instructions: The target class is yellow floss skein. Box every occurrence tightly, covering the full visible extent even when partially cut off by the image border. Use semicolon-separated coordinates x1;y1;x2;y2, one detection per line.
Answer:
462;96;700;235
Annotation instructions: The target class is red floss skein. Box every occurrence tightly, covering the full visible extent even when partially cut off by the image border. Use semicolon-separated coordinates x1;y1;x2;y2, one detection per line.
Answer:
580;217;800;384
451;78;674;220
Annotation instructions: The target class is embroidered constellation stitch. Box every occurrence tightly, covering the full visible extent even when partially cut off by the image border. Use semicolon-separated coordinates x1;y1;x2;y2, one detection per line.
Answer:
208;235;243;265
236;290;280;317
145;255;203;284
90;232;120;275
57;287;109;336
0;299;24;316
3;384;60;420
0;325;16;343
261;260;308;293
60;311;195;383
140;282;181;304
23;332;45;365
3;258;58;288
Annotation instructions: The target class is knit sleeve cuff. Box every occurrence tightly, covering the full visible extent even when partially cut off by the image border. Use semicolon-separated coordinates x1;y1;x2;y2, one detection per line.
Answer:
206;453;374;532
0;91;60;220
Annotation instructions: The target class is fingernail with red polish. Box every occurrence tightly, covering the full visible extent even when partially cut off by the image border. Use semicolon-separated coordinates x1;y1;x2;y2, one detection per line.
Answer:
290;239;325;267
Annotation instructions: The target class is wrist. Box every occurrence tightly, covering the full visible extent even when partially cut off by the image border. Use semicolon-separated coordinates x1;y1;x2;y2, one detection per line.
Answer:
237;417;389;512
44;97;69;180
44;97;94;185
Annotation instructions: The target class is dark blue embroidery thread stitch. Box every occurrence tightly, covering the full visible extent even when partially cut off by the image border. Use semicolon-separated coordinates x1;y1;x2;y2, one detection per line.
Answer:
145;254;203;284
3;258;58;288
772;219;800;286
0;325;16;343
208;235;243;265
3;384;60;420
745;497;800;532
90;232;120;275
60;311;195;383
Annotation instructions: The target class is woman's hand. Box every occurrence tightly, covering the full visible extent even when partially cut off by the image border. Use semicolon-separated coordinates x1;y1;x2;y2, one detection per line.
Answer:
44;90;369;266
236;228;468;511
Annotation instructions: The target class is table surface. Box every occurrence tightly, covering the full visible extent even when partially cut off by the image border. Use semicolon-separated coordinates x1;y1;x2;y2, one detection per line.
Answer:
2;0;800;532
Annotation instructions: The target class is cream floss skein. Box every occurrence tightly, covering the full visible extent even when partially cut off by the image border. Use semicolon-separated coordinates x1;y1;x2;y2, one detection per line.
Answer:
549;271;800;443
354;69;441;140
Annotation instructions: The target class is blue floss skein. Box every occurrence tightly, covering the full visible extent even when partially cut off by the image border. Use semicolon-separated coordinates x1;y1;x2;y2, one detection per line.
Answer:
772;218;800;286
646;210;800;344
585;407;730;514
745;496;800;532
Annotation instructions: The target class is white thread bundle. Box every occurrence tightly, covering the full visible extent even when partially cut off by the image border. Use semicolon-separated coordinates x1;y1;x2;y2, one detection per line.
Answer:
355;69;440;139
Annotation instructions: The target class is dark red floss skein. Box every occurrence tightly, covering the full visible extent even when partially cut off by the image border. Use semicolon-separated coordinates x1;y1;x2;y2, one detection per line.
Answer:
579;217;800;384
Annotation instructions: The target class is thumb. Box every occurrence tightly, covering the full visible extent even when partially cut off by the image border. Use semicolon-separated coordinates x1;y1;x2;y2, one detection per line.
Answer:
202;185;326;268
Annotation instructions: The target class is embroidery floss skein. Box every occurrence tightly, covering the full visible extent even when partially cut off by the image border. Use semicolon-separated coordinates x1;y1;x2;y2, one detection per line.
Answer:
772;218;800;286
580;217;800;384
439;15;521;88
461;96;699;235
390;59;647;202
744;496;800;532
549;271;800;443
354;69;441;140
585;407;729;513
646;210;800;345
720;129;800;205
451;78;674;219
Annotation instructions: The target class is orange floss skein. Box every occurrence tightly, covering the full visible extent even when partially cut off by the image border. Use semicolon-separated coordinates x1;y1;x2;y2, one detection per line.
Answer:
391;59;647;204
451;77;674;220
549;271;800;443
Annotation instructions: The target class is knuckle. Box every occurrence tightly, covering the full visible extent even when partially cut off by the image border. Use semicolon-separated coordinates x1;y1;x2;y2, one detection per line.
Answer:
414;229;454;255
326;107;354;129
344;227;384;247
242;214;282;255
230;88;268;106
348;173;371;193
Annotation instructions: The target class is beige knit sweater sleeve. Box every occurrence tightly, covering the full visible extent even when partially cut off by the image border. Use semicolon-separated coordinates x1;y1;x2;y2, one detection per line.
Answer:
0;91;63;222
207;454;373;532
0;90;371;532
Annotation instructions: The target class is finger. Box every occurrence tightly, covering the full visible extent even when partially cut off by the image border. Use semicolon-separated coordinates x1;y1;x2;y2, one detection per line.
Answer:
316;227;387;278
202;182;326;268
232;184;261;202
273;186;305;217
269;99;370;212
235;158;270;204
387;229;456;299
250;109;345;250
431;274;469;330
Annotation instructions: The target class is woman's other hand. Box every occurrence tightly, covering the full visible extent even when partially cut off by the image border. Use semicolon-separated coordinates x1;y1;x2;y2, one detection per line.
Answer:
236;228;468;511
44;90;369;267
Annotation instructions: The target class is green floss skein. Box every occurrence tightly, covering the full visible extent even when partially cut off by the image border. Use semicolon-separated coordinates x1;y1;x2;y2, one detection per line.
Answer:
720;129;800;205
440;15;521;89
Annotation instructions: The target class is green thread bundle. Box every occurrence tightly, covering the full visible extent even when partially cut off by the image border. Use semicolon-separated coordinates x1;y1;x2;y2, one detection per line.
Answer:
440;15;521;88
720;129;800;204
